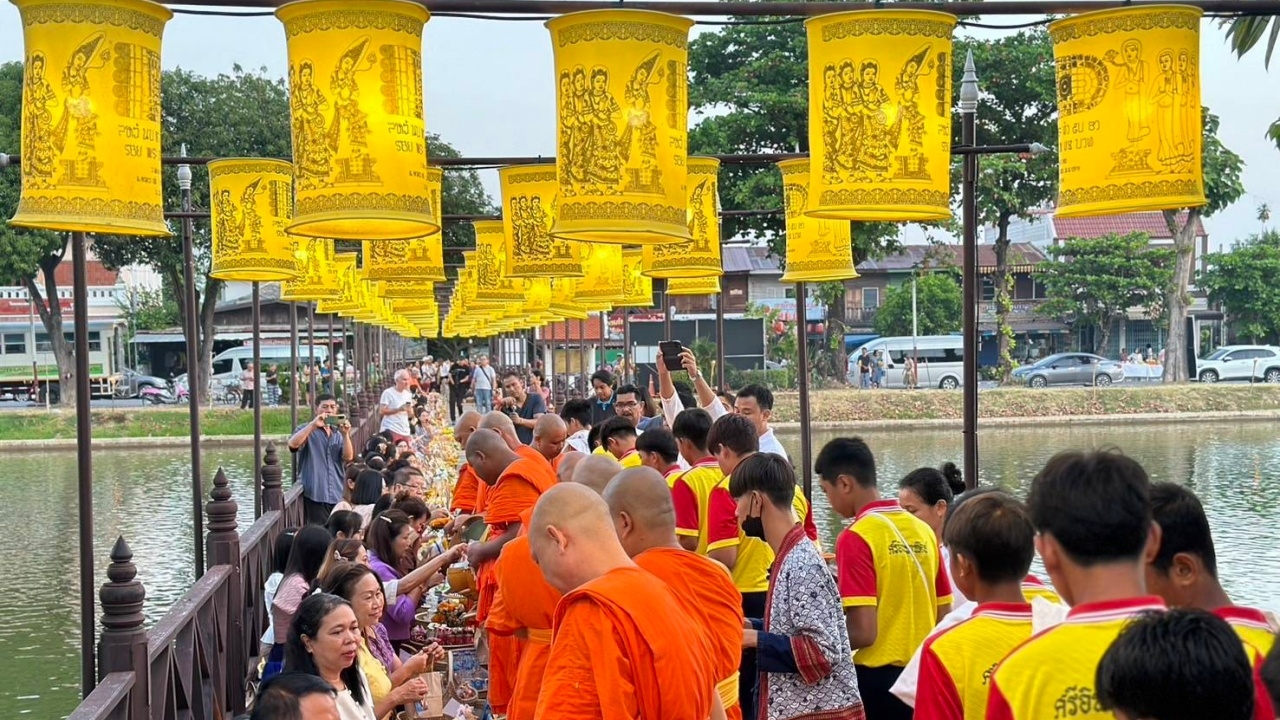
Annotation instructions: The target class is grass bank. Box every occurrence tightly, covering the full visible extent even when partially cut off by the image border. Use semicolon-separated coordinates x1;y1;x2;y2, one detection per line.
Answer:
0;407;296;441
767;385;1280;423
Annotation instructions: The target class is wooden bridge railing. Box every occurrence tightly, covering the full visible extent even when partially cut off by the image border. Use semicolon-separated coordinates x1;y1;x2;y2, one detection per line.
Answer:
69;403;382;720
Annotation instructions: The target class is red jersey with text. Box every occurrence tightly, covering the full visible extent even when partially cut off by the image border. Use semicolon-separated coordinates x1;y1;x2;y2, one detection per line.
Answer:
986;597;1166;720
672;459;731;555
838;498;952;667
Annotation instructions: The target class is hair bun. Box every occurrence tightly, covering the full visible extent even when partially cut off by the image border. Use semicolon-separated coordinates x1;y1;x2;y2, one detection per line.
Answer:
940;461;965;495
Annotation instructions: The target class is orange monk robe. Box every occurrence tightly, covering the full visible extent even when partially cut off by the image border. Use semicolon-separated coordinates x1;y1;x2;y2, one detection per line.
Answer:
488;507;562;720
633;547;746;720
534;566;718;720
451;463;481;513
478;457;556;715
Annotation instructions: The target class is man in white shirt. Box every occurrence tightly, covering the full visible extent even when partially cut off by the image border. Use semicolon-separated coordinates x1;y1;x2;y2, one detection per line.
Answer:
471;355;496;411
656;348;788;462
379;369;415;443
560;398;593;454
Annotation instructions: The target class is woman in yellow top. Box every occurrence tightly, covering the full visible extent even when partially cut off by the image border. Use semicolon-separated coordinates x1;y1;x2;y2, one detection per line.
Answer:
320;562;445;719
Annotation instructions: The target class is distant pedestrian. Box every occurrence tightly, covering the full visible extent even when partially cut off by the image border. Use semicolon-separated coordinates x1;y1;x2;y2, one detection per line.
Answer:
240;361;257;409
471;356;496;411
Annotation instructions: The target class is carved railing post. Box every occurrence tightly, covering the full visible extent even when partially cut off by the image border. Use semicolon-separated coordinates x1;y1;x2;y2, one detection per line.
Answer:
206;468;245;712
98;537;149;720
261;443;283;515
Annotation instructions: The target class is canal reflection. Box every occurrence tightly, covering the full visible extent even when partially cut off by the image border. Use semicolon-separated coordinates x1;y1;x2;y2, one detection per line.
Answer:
4;422;1279;717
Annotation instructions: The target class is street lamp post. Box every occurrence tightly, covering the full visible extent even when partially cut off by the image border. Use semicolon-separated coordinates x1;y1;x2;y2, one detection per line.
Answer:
178;147;205;574
960;51;980;491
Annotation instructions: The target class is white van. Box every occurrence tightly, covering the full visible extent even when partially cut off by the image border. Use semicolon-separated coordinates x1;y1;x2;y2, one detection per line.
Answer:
209;345;330;388
847;335;965;389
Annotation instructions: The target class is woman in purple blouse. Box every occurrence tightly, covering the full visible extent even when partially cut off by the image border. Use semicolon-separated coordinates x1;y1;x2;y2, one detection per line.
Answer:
365;509;465;647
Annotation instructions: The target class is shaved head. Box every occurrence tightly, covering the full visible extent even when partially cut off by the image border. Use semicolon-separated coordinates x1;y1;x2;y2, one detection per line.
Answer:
479;411;521;450
556;451;585;484
532;414;568;462
465;429;518;485
604;467;679;558
573;454;623;496
529;483;633;594
454;410;482;448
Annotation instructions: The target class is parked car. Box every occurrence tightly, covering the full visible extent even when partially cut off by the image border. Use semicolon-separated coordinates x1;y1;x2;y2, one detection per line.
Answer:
1195;345;1280;384
111;367;168;399
1011;353;1125;388
846;335;965;389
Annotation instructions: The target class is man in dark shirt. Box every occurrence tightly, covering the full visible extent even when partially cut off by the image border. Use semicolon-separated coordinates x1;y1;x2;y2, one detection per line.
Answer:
500;371;547;444
287;393;354;524
448;358;471;420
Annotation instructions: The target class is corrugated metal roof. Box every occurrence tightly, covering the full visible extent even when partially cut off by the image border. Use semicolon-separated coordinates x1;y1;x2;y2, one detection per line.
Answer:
854;243;1047;272
722;245;782;274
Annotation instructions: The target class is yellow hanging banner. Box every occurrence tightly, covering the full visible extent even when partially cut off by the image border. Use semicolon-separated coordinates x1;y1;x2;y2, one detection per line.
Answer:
471;220;525;302
282;237;341;301
364;236;444;281
778;159;859;283
805;10;956;222
10;0;172;236
498;165;583;277
378;279;434;299
209;159;299;282
1049;6;1204;217
546;9;694;245
643;157;723;279
617;249;654;308
277;0;436;241
316;253;362;314
667;275;721;296
573;243;626;305
549;278;590;320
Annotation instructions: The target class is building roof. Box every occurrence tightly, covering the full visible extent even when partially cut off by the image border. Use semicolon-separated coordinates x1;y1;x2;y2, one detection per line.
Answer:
1053;211;1206;241
541;313;608;342
855;243;1048;274
722;245;782;275
216;283;282;312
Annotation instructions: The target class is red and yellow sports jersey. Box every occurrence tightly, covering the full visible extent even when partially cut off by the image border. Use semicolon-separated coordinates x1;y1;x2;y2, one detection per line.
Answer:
617;449;643;468
986;597;1166;720
1214;606;1278;720
1215;606;1277;657
838;498;952;668
915;602;1034;720
671;458;729;555
661;465;685;489
1020;575;1062;605
706;476;772;594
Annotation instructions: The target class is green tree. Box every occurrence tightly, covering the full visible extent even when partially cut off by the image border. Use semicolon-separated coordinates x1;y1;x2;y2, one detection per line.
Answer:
93;66;293;401
873;272;963;337
954;31;1058;383
1198;230;1280;343
1224;15;1280;151
687;14;899;266
1038;233;1175;354
0;61;81;405
1160;111;1245;382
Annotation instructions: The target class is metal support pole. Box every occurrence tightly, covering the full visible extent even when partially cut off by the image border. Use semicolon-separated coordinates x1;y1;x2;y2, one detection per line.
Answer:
72;231;95;696
177;154;204;579
795;282;813;498
252;282;263;518
328;312;336;400
290;302;298;480
960;51;980;490
599;314;608;374
663;281;673;341
307;304;317;403
715;288;726;390
578;319;587;398
622;308;631;386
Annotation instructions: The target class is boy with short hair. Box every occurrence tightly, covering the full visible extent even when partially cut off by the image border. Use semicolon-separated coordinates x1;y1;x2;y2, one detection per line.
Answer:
987;450;1164;720
596;415;642;467
1097;609;1256;720
915;492;1036;720
1145;481;1276;719
670;408;730;555
817;437;951;720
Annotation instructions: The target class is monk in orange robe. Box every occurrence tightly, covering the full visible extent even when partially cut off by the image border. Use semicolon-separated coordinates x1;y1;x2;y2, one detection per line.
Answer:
529;483;726;720
604;468;747;720
449;410;483;515
466;427;557;714
532;414;569;465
